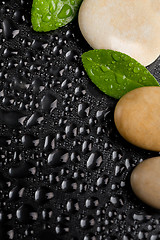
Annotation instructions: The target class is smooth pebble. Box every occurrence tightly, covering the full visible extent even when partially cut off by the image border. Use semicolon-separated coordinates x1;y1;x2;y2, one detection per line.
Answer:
114;87;160;151
78;0;160;66
131;157;160;209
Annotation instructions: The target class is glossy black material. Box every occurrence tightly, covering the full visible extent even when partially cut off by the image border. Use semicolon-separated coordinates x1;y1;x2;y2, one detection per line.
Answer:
1;0;160;239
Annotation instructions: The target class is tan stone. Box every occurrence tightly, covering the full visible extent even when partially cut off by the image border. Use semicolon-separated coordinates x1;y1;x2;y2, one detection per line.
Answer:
114;87;160;151
131;157;160;209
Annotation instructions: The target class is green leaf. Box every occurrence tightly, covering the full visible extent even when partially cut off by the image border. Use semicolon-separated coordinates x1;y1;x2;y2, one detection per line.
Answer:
31;0;82;32
82;50;159;99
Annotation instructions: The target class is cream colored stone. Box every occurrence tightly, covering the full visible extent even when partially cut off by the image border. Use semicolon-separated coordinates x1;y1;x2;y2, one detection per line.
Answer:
114;87;160;151
131;157;160;209
78;0;160;66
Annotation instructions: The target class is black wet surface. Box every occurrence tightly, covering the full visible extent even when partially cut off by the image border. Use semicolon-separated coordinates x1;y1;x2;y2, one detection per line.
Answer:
1;0;160;239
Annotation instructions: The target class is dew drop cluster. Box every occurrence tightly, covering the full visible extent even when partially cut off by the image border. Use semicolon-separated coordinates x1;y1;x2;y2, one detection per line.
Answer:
0;0;160;239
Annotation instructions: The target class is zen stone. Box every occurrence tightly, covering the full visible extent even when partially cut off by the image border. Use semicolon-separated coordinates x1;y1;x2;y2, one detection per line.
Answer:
78;0;160;66
131;157;160;209
114;87;160;151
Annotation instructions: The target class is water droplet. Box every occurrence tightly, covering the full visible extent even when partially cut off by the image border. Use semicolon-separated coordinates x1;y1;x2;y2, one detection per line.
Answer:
22;134;37;149
87;57;93;62
112;53;120;62
123;55;130;61
42;14;51;22
82;140;92;154
42;209;53;220
16;204;37;223
61;179;77;192
2;18;17;40
96;175;109;187
100;65;109;72
13;10;23;23
87;151;103;170
110;196;117;205
104;72;116;83
85;197;99;209
125;158;131;169
58;4;73;19
65;123;77;138
74;85;86;97
116;74;123;84
48;148;69;166
134;67;140;73
35;187;54;204
26;112;43;127
144;70;149;75
41;93;57;113
66;199;79;213
111;150;123;161
88;68;94;76
80;216;95;229
9;186;25;201
66;50;78;62
43;135;55;152
78;103;90;118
